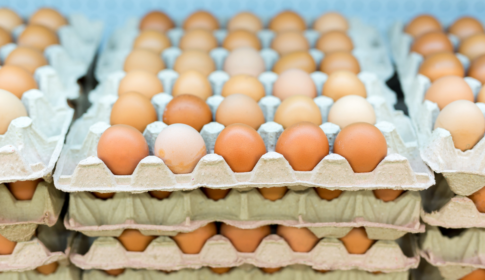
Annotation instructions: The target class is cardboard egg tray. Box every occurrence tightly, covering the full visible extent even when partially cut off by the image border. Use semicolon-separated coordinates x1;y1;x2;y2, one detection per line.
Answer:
412;259;446;280
0;265;81;280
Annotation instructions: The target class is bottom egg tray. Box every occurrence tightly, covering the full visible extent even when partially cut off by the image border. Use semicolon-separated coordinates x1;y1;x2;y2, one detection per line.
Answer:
65;188;423;240
412;259;446;280
0;265;80;280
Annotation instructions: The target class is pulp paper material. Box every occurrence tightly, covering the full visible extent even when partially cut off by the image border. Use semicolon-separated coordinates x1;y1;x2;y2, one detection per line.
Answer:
0;266;80;280
412;259;445;280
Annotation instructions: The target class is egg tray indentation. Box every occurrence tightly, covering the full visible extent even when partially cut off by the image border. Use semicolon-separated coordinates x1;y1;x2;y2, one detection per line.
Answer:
0;265;80;280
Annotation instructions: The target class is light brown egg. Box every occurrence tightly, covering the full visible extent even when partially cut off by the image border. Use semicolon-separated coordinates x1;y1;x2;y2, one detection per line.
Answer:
223;47;265;77
316;31;353;54
477;86;485;103
7;179;41;200
434;100;485;151
36;262;59;275
29;8;67;31
328;95;376;128
222;30;261;51
154;124;207;174
5;47;48;74
172;70;212;100
210;267;232;274
424;76;474;109
0;8;22;31
139;11;174;33
322;70;366;101
163;94;212;131
0;27;12;47
110;91;157;133
270;31;309;56
273;51;316;74
221;74;265;101
0;65;38;99
373;189;404;202
320;51;360;75
460;269;485;280
220;224;270;252
469;55;485;84
410;31;453;57
216;94;265;130
274;95;322;128
313;12;349;33
214;124;266;172
258;187;288;201
339;227;375;254
117;229;156;252
405;14;442;38
269;11;306;32
203;188;231;201
104;269;125;276
118;70;164;99
179;29;218;52
277;225;319;252
449;17;484;40
227;12;263;33
315;188;342;201
0;89;28;134
133;30;171;54
17;24;59;52
418;52;465;82
183;11;219;31
173;50;216;77
0;233;16;255
172;223;217;254
123;48;165;75
272;69;317;101
334;123;387;173
459;33;485;61
97;125;149;175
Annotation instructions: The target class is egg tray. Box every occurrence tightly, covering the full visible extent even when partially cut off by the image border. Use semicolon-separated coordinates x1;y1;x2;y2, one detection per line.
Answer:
0;265;80;280
411;259;446;280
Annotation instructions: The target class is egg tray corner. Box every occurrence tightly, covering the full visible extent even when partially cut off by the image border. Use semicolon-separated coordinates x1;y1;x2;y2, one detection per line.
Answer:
0;265;80;280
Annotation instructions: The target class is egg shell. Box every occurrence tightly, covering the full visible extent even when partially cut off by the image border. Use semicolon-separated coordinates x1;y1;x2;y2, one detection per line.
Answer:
418;52;465;82
468;55;485;84
171;223;216;254
221;74;265;101
339;227;375;254
18;24;59;52
5;47;48;74
104;269;125;276
258;187;288;201
0;27;12;47
459;33;485;61
315;188;343;200
261;267;282;274
0;233;16;255
461;269;485;280
272;69;317;101
183;11;219;31
7;179;41;201
36;261;59;275
322;70;366;101
149;190;171;200
327;95;376;129
123;48;165;75
449;17;484;40
117;229;156;252
411;31;453;57
92;192;115;200
227;12;262;33
273;95;322;128
0;8;22;31
210;267;232;274
163;94;212;131
0;65;38;99
29;8;67;31
139;11;174;33
277;225;319;252
271;31;309;56
405;14;442;38
373;189;404;202
0;89;28;134
223;47;265;77
173;50;216;77
313;12;348;33
316;31;353;54
220;224;270;252
215;94;265;130
273;51;316;74
110;91;158;133
203;188;231;201
477;86;485;103
424;76;474;110
222;30;261;51
269;11;306;32
118;70;164;99
179;29;218;52
319;51;360;75
133;30;171;54
171;70;212;100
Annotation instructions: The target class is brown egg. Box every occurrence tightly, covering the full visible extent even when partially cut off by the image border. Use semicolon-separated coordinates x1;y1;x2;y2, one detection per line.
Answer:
221;74;265;101
220;224;270;252
328;95;376;129
261;267;282;274
179;29;218;52
434;100;485;151
123;49;165;75
0;8;23;31
316;31;353;54
117;229;156;252
275;122;329;171
315;188;342;200
418;52;465;82
172;70;212;100
322;70;366;101
5;47;48;74
274;95;322;128
313;12;349;33
339;227;375;254
104;269;125;276
334;123;387;173
133;30;171;54
139;11;174;33
163;94;212;131
0;89;28;134
449;17;484;40
97;125;149;175
222;30;261;51
411;31;453;57
405;14;442;38
214;124;266;172
469;55;485;84
216;93;265;129
373;190;404;202
183;11;219;31
258;187;288;201
18;24;59;52
277;225;319;252
36;262;59;275
223;47;265;77
273;69;317;101
173;50;216;77
273;51;316;74
460;269;485;280
92;192;115;200
118;70;164;99
203;188;231;201
210;267;232;274
459;33;485;61
29;8;67;31
149;191;171;200
424;76;474;109
0;27;12;47
320;51;360;75
0;65;38;99
172;223;217;254
110;91;157;132
7;179;41;200
271;31;309;56
227;12;262;33
477;87;485;103
0;233;16;255
269;11;306;32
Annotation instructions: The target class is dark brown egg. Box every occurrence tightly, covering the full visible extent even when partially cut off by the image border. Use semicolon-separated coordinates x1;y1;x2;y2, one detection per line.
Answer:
18;24;59;52
269;11;306;32
183;11;219;31
405;14;442;38
339;227;375;254
411;31;453;57
220;224;270;252
258;187;288;201
449;17;484;40
139;11;174;33
315;188;342;200
29;8;67;31
163;94;212;131
0;233;16;255
7;179;41;200
104;269;126;276
418;52;464;82
203;188;231;201
273;51;316;74
5;47;48;74
133;30;171;54
315;30;353;54
36;262;59;275
110;91;158;133
373;189;404;202
320;51;360;75
117;229;156;252
171;223;217;254
460;269;485;280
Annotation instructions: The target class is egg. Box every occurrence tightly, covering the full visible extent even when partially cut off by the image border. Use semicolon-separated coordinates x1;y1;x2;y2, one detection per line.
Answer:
29;8;67;31
449;17;484;40
104;269;125;276
460;269;485;280
0;27;12;47
316;31;353;54
320;51;360;75
277;225;319;252
222;30;261;51
274;95;322;128
223;47;265;77
373;189;404;202
5;47;48;74
118;70;164;99
7;179;41;200
92;192;115;200
110;91;157;132
172;70;212;100
272;69;317;101
270;31;309;56
227;12;263;33
0;233;16;255
434;100;485;151
139;11;174;33
179;29;218;52
123;49;165;75
163;94;212;131
171;223;217;254
97;125;149;175
36;262;59;275
315;188;342;200
173;50;216;77
333;123;387;173
216;94;265;130
258;187;288;201
469;55;485;84
418;52;464;82
313;12;348;33
0;8;22;31
183;11;219;31
154;124;207;174
214;124;266;172
328;95;375;128
221;74;265;101
149;190;171;200
17;24;59;52
261;268;282;274
459;33;485;61
133;30;171;54
273;51;316;74
410;31;453;57
0;89;28;134
424;76;474;109
269;11;306;32
210;267;232;274
477;87;485;103
405;14;442;38
220;224;270;252
203;188;231;201
322;70;366;101
117;229;156;252
339;227;375;254
0;65;38;99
